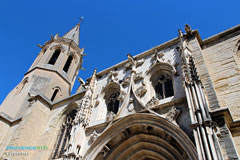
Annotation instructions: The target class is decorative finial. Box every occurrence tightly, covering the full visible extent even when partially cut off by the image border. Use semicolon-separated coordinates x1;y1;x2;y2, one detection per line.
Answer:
178;29;183;38
184;24;193;38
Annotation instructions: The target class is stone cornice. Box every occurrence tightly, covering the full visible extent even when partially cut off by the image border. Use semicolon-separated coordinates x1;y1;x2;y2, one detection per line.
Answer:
0;112;22;126
89;24;240;81
201;24;240;46
28;88;86;110
90;37;179;79
210;108;240;132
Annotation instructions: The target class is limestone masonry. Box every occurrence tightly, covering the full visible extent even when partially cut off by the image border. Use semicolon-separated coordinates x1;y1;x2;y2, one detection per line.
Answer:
0;24;240;160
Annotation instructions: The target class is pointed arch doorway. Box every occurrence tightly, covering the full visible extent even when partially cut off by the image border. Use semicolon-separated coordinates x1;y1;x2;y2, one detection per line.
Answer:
84;113;197;160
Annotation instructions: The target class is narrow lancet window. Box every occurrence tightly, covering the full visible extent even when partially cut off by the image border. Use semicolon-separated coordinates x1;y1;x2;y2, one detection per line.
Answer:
51;89;59;102
63;55;73;73
107;92;120;114
48;49;61;65
155;74;174;99
52;110;77;159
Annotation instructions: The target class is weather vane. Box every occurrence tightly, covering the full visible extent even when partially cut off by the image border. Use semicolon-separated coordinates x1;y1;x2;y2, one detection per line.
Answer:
79;16;84;24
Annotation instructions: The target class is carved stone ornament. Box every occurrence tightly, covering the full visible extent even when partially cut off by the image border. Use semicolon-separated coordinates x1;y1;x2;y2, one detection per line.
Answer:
108;70;118;82
124;62;132;71
125;54;144;70
129;97;134;104
127;104;134;112
89;130;98;144
136;58;144;67
106;111;116;122
162;132;172;142
95;99;100;107
166;107;180;124
128;98;134;112
117;91;127;102
135;85;147;98
121;77;130;87
133;72;144;83
120;129;130;139
151;52;164;63
146;97;159;108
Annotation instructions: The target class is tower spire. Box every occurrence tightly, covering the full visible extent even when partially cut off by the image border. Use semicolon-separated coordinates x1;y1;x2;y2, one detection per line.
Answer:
63;23;80;45
63;17;84;46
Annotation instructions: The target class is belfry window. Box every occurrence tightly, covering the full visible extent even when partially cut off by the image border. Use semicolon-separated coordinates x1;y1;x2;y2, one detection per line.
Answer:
51;89;59;102
63;55;73;73
107;92;120;114
155;74;174;99
48;49;61;65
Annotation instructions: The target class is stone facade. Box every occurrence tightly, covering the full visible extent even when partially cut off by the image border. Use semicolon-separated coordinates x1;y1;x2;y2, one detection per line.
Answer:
0;24;240;160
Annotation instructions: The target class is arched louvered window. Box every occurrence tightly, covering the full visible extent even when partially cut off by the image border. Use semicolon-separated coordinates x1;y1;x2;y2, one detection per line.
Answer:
155;74;174;100
63;55;73;73
107;92;120;114
48;49;61;65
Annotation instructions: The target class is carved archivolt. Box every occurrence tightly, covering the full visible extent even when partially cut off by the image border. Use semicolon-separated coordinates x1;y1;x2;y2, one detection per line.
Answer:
83;114;198;160
102;82;120;99
147;60;176;77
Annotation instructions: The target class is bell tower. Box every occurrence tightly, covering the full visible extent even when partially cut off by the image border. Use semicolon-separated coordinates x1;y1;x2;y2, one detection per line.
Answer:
0;24;84;119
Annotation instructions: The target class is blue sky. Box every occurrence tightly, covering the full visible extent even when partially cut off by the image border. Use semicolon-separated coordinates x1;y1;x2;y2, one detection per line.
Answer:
0;0;239;104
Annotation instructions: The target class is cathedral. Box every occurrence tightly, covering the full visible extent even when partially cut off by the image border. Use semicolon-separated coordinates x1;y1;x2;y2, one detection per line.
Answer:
0;23;240;160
